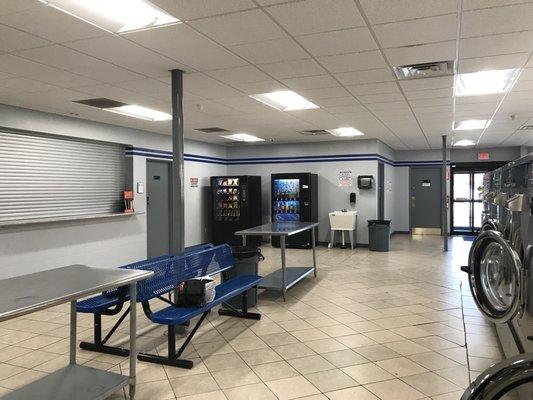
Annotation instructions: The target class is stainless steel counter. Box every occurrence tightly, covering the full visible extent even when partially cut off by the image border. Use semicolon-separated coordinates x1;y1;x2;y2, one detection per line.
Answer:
0;265;152;400
235;221;319;300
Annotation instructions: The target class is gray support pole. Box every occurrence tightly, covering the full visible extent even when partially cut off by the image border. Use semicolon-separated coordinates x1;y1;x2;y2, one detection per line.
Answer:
170;69;185;254
442;135;448;252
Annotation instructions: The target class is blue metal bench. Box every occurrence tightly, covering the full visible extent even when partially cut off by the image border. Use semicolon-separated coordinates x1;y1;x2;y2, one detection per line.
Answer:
137;244;262;369
77;243;213;357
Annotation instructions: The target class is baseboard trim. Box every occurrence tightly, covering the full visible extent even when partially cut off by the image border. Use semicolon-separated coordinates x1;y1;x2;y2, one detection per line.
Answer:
391;231;410;235
318;241;369;248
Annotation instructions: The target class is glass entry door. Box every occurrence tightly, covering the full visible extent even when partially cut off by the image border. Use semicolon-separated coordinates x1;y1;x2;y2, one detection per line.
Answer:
451;171;484;234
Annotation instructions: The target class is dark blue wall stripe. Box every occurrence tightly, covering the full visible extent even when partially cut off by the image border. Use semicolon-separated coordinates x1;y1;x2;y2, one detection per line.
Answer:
125;146;448;167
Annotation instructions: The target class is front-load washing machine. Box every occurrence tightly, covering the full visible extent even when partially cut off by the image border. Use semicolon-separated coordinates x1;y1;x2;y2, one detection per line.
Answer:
463;154;533;357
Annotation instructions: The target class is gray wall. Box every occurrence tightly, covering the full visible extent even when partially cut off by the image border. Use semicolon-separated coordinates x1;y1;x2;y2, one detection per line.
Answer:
226;140;380;244
0;103;226;278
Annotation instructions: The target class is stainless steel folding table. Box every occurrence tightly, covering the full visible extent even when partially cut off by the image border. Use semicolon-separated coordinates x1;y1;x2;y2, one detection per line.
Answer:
0;265;152;400
235;221;319;301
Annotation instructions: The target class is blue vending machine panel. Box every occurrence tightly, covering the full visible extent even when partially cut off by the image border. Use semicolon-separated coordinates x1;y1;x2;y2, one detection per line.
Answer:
273;179;300;222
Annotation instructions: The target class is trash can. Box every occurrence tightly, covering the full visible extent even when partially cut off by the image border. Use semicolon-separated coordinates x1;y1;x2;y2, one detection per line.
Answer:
222;246;264;309
368;220;391;252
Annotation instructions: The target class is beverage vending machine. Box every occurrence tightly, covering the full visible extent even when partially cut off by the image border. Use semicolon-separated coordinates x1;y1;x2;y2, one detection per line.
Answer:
271;173;318;248
211;175;262;246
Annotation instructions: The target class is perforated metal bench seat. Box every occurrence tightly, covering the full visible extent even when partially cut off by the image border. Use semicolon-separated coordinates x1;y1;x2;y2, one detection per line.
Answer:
76;293;125;313
150;275;262;325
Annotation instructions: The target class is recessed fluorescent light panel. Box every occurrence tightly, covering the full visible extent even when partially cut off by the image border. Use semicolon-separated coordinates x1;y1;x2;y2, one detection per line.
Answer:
327;127;365;137
221;133;265;143
453;139;476;147
104;105;172;121
249;91;319;111
455;69;521;97
39;0;179;33
453;119;492;131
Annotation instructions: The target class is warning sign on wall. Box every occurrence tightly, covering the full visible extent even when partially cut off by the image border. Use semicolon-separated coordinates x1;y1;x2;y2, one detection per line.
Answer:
190;177;198;188
339;171;353;187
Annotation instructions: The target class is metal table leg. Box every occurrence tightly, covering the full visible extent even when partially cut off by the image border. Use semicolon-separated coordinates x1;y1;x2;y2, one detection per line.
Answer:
129;283;137;400
311;227;317;278
70;301;76;365
280;236;286;301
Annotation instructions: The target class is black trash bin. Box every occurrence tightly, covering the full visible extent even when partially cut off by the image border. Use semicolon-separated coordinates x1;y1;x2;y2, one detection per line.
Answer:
368;220;391;252
222;246;264;309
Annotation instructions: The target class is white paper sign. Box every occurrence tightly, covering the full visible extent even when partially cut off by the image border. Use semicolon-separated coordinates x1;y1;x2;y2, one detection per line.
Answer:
339;171;353;187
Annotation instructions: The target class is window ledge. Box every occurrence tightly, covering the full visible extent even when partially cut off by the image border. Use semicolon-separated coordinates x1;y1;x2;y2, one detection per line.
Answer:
0;212;139;228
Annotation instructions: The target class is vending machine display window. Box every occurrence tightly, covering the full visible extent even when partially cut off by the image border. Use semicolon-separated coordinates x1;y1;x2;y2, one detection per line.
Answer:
273;179;300;222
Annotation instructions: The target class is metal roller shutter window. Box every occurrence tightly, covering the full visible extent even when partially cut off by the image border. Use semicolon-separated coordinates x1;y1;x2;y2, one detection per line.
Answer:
0;130;126;222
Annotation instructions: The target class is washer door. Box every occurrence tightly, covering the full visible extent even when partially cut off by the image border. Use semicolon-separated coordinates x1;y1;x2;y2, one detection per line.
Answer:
461;353;533;400
464;230;522;323
481;219;498;232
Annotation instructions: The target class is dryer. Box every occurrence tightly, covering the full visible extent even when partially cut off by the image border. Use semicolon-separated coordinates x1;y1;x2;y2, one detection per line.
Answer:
463;154;533;357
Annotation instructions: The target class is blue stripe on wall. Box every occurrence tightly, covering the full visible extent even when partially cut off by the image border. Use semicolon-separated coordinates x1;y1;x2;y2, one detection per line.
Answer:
125;146;449;167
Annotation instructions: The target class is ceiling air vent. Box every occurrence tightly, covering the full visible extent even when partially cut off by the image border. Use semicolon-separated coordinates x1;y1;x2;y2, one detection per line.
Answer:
392;60;454;80
518;124;533;130
300;129;329;136
195;127;230;133
73;98;127;108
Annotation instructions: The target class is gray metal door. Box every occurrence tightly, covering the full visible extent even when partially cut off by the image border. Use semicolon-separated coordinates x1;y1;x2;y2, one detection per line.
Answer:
147;160;171;258
410;167;442;230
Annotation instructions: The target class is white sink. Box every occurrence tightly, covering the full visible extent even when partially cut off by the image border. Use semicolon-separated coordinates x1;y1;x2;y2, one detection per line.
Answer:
329;211;357;230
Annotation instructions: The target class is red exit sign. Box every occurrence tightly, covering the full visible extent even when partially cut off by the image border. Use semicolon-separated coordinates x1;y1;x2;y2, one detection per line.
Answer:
478;152;490;160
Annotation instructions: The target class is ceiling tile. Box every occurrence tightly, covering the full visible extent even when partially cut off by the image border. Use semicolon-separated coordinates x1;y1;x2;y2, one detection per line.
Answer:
259;59;326;79
0;77;59;93
462;0;529;11
296;27;377;57
409;97;453;107
76;84;170;111
206;66;271;84
0;24;51;52
0;54;99;88
300;86;351;100
404;87;453;99
367;101;410;111
458;53;529;74
113;78;171;101
64;35;188;77
0;5;107;43
318;50;387;73
184;73;243;98
384;41;456;67
281;75;338;90
459;31;533;58
359;0;458;24
334;68;395;85
346;82;400;96
0;0;41;16
189;9;286;46
123;24;247;71
14;45;144;83
266;0;365;36
315;96;360;107
358;92;405;104
373;14;457;48
461;3;533;38
150;0;255;20
231;80;286;94
324;104;367;115
231;38;308;64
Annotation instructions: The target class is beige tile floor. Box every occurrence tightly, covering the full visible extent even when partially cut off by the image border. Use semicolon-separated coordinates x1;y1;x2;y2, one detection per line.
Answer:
0;235;504;399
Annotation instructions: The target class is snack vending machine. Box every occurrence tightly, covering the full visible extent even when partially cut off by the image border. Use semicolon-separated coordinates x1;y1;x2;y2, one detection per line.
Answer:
271;173;318;248
211;176;262;246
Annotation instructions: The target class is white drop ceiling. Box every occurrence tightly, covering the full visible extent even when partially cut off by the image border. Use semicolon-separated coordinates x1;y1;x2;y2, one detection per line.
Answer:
0;0;533;149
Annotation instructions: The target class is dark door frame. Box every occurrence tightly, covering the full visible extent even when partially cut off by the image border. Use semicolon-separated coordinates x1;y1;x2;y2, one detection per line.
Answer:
378;162;385;220
146;159;172;257
409;166;442;232
450;162;507;235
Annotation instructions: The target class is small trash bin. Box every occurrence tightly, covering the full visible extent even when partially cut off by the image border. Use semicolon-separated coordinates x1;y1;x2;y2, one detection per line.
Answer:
222;246;264;309
368;220;391;252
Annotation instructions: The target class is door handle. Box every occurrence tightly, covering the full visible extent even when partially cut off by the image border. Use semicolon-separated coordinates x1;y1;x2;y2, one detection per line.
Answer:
460;266;471;274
